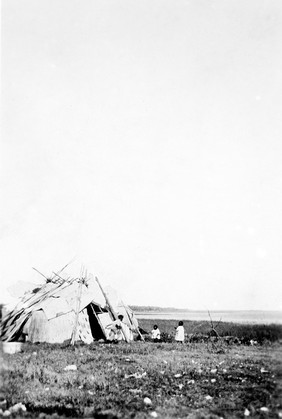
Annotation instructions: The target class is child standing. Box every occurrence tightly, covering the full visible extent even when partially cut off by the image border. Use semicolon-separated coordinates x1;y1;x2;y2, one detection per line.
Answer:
175;321;185;343
151;324;161;342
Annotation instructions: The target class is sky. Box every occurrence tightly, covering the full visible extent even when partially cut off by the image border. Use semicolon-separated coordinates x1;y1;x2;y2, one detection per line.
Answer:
1;0;282;310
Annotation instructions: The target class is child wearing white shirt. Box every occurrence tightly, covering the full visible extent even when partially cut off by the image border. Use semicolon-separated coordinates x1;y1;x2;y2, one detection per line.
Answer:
151;324;161;341
175;321;185;343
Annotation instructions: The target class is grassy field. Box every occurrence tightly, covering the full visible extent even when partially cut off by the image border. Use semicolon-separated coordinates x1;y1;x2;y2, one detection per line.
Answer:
138;319;282;344
1;321;282;418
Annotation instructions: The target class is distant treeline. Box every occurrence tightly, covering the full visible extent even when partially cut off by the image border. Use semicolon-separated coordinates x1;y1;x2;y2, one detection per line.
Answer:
129;305;189;312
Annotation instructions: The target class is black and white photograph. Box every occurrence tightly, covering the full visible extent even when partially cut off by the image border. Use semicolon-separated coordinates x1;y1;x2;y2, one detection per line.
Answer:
1;0;282;417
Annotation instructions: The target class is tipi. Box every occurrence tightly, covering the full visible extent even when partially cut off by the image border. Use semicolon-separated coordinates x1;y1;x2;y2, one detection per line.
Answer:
0;270;141;344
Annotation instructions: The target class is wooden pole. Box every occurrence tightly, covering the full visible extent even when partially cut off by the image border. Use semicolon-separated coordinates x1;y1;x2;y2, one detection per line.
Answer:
95;276;129;341
71;274;83;345
120;301;144;341
32;267;48;280
95;276;117;320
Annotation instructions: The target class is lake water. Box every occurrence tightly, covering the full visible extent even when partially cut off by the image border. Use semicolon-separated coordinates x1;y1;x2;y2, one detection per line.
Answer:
136;310;282;325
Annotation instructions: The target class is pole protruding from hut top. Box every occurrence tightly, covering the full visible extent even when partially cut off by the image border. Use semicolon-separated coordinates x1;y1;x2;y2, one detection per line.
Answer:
95;276;117;320
70;267;85;345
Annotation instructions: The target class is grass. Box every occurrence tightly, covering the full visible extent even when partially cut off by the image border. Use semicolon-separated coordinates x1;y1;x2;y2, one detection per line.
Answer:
1;321;282;418
138;318;282;344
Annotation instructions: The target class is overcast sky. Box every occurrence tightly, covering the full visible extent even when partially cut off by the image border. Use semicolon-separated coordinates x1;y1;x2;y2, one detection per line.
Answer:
1;0;282;310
